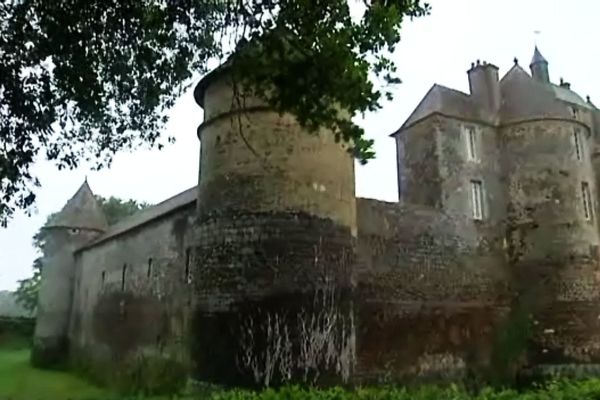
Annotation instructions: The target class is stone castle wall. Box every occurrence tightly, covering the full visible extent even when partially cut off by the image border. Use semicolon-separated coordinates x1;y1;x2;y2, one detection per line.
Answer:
68;201;196;380
354;198;510;382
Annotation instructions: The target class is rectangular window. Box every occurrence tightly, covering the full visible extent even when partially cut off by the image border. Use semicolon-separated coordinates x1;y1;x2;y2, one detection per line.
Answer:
121;264;127;291
101;271;106;286
582;182;593;221
184;248;192;284
470;180;484;220
147;258;153;278
571;107;579;120
573;128;584;161
465;126;478;161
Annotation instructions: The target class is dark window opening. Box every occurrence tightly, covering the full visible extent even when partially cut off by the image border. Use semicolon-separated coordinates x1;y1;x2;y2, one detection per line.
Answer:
101;271;106;286
185;248;192;284
121;264;127;291
147;258;153;278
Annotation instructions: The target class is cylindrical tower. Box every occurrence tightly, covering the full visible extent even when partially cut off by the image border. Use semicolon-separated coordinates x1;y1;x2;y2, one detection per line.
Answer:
191;67;357;386
501;118;600;370
31;182;107;367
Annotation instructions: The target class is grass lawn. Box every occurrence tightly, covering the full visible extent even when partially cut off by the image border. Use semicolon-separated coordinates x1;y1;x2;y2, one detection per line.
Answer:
0;342;116;400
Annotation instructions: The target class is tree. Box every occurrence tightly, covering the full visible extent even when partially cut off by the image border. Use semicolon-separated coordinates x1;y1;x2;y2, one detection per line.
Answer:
14;196;150;313
0;1;430;226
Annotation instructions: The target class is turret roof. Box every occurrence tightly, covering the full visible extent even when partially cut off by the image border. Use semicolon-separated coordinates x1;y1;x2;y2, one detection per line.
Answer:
530;46;548;66
46;181;108;232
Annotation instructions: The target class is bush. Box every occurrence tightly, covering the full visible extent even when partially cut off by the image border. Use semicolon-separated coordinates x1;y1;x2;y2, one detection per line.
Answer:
206;380;600;400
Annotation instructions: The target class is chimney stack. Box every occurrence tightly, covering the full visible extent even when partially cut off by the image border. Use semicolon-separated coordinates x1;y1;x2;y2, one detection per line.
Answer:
467;61;500;115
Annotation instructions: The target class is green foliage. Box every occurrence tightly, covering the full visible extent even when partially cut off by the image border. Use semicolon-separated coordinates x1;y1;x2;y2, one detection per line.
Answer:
4;339;600;400
72;352;187;396
0;0;430;226
14;195;150;313
488;301;533;387
209;381;600;400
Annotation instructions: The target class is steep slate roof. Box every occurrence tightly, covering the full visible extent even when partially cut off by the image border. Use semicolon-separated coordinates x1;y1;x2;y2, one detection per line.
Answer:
498;64;570;122
530;46;548;66
46;181;108;232
551;84;594;109
76;186;197;251
395;47;595;133
394;84;478;132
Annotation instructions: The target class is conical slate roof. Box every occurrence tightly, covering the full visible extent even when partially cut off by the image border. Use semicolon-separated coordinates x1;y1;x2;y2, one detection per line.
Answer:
530;46;548;66
46;181;108;232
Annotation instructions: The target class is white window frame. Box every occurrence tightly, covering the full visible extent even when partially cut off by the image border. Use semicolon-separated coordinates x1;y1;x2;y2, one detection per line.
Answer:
464;125;478;161
582;181;593;221
470;180;484;220
573;128;584;161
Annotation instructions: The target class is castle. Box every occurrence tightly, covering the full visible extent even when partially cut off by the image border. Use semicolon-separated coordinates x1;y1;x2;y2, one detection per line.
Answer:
32;46;600;387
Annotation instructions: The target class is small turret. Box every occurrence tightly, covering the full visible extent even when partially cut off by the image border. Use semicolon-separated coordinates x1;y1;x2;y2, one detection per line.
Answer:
530;46;550;83
31;181;107;368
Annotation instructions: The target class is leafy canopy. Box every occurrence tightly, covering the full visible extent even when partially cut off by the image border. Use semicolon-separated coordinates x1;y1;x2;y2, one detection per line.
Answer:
14;195;150;313
0;0;430;226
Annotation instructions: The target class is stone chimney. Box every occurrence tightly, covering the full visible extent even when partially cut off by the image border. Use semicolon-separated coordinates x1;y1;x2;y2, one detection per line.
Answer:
467;60;501;115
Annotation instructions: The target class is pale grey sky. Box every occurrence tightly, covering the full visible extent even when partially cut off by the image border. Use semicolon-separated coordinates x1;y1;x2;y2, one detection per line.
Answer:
1;0;598;290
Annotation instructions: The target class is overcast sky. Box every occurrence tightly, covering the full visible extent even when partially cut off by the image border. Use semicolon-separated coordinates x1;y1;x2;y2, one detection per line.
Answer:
1;0;598;291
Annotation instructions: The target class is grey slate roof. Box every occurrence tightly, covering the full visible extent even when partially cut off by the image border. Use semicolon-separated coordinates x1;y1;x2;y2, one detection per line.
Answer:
76;186;197;251
530;46;548;66
499;64;570;122
396;48;592;133
394;84;478;132
551;84;594;109
47;181;108;232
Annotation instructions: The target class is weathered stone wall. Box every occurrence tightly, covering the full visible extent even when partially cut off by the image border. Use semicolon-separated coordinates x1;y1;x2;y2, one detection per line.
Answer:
436;116;506;242
69;203;196;384
500;119;600;366
192;71;357;387
354;198;510;383
32;227;102;367
395;119;441;208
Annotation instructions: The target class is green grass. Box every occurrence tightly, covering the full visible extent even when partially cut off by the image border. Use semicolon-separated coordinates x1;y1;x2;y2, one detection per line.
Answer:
0;343;115;400
4;336;600;400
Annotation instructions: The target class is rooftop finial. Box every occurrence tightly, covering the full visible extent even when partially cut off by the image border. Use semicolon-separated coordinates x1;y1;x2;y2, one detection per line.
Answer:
587;95;592;103
534;30;541;46
513;57;519;65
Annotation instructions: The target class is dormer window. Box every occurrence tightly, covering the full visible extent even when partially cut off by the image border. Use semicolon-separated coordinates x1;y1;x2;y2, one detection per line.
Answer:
464;126;478;161
69;228;80;235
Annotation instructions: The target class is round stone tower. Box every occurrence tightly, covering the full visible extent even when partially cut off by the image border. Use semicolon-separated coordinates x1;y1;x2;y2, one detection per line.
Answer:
191;66;357;386
500;55;600;371
31;181;107;367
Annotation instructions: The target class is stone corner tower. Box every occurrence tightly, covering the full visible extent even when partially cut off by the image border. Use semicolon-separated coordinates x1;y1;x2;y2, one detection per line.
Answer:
31;180;107;368
190;65;357;386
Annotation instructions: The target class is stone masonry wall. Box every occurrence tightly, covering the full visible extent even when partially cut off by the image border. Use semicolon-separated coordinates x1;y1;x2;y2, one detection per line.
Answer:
500;119;600;367
354;198;510;383
69;203;196;383
396;118;441;208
